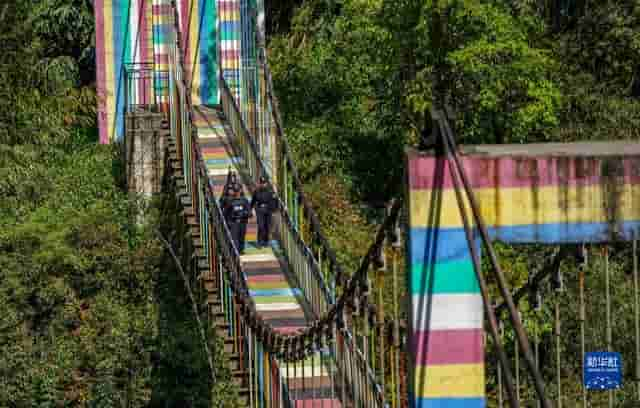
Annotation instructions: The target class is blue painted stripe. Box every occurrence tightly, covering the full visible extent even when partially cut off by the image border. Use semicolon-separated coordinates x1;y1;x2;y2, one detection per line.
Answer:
413;397;485;408
198;0;209;103
250;288;302;297
410;221;640;264
220;21;241;33
409;228;479;264
206;158;233;165
222;70;240;81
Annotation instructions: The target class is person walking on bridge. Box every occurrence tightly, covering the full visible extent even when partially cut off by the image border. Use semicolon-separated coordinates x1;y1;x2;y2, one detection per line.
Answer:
251;176;276;247
223;185;251;254
221;169;239;209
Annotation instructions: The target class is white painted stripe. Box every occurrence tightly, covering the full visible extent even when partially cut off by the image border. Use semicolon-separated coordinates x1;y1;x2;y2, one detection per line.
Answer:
208;168;230;176
198;130;221;139
240;253;278;262
255;303;301;312
411;294;483;331
130;0;139;62
281;365;329;378
220;40;240;51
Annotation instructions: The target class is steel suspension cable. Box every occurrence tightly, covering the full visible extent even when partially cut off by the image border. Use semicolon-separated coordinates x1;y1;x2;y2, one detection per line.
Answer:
156;229;217;383
634;235;640;401
439;112;552;408
579;244;587;408
435;115;520;408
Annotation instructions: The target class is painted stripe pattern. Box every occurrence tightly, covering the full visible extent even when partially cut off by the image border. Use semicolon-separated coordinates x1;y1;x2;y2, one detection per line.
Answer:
408;150;640;407
218;0;241;100
95;0;221;143
193;106;340;407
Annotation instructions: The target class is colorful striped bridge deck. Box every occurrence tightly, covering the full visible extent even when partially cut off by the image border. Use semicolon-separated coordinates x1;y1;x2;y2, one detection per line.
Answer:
193;105;342;407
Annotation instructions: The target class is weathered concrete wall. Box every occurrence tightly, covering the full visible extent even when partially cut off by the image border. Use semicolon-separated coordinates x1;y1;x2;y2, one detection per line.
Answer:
406;141;640;408
125;110;169;195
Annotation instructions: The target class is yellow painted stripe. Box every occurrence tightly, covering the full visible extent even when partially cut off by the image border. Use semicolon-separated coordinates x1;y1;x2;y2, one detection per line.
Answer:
414;363;484;398
241;253;278;262
222;60;238;70
248;281;289;290
410;183;640;228
281;364;329;378
104;0;114;142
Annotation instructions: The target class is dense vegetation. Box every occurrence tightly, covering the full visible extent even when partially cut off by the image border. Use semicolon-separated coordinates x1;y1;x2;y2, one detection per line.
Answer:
0;1;231;406
267;0;640;406
1;0;639;406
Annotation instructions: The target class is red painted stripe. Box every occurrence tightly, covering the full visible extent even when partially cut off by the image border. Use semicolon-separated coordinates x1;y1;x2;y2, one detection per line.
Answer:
95;0;108;144
155;54;169;64
181;0;189;60
274;326;305;334
202;146;227;154
409;155;640;190
247;275;288;283
221;50;240;59
412;329;484;366
152;4;172;15
219;0;235;8
295;400;342;408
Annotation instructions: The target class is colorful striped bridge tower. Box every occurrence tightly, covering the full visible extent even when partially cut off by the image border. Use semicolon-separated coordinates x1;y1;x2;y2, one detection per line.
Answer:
406;141;640;407
95;0;256;143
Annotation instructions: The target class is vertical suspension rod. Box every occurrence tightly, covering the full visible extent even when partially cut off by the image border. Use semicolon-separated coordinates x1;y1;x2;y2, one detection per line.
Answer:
437;118;520;408
605;246;613;408
634;236;640;401
580;244;587;408
440;115;552;408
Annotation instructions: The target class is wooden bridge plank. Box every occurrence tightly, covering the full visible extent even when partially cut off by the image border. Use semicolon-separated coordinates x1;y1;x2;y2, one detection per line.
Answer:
193;105;341;406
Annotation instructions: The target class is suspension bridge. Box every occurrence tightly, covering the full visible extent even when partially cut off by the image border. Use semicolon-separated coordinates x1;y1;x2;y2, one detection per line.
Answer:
95;1;640;407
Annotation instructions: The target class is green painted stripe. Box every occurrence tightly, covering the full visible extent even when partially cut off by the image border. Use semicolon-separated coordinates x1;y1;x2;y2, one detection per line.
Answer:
253;296;299;304
220;30;239;41
410;260;480;295
243;246;275;255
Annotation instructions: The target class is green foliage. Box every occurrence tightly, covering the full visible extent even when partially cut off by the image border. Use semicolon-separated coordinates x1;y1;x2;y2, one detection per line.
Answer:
417;1;562;143
269;1;640;406
0;144;160;406
0;1;231;405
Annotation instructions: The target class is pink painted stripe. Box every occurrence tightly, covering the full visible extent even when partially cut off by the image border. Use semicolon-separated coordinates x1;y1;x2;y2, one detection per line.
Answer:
181;0;189;55
295;400;342;408
219;0;235;8
221;50;240;59
274;326;305;334
139;0;148;104
247;275;288;283
409;156;640;190
95;0;108;144
202;147;227;154
152;4;172;15
412;329;484;366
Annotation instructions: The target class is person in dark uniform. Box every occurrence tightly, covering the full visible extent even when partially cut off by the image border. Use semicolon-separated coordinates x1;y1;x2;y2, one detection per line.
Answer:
223;185;251;254
251;176;276;247
221;169;239;210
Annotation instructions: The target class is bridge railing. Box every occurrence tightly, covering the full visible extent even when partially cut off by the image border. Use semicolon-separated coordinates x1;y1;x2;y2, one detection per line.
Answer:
157;2;404;406
219;60;391;408
219;78;332;318
165;12;292;407
232;63;346;303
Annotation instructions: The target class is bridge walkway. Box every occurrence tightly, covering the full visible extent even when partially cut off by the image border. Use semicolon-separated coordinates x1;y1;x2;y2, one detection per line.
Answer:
193;105;342;407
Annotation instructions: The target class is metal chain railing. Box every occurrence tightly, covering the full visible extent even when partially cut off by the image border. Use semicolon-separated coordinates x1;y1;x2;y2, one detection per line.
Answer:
157;3;406;406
